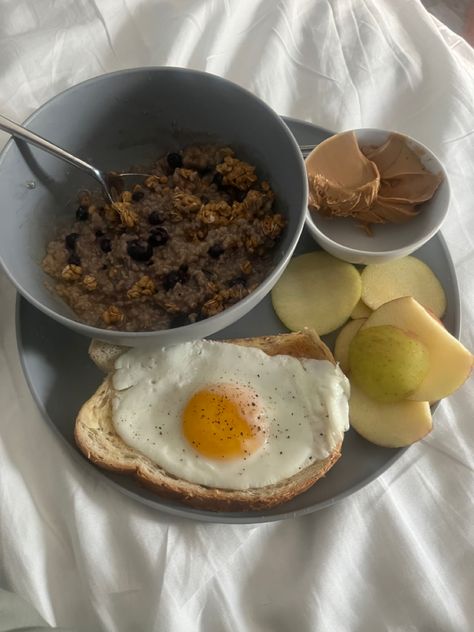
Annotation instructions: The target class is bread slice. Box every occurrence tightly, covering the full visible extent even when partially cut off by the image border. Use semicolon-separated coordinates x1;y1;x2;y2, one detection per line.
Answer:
76;330;344;512
89;340;125;373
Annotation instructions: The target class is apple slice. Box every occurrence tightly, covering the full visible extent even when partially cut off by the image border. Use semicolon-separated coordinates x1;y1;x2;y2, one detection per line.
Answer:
362;297;473;401
349;383;432;447
351;299;372;319
271;252;361;335
334;318;366;373
361;256;446;318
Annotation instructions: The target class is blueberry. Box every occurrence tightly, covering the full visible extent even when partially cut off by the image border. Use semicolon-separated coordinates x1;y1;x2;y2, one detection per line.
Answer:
178;264;189;283
65;233;79;250
233;188;247;203
95;230;104;238
100;238;112;253
75;206;89;221
148;211;164;225
208;244;225;258
68;252;81;266
132;190;145;202
221;186;245;203
167;152;183;170
163;270;180;290
228;276;247;287
169;313;190;328
148;227;169;247
212;172;223;187
127;239;153;262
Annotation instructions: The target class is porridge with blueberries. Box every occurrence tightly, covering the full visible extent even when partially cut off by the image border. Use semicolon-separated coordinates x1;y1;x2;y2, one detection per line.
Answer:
42;145;286;331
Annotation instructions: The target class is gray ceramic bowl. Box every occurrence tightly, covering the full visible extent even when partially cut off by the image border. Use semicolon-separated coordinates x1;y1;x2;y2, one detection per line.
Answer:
0;68;307;346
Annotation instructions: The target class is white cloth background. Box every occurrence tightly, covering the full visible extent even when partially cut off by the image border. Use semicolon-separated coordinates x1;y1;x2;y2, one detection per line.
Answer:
1;1;473;630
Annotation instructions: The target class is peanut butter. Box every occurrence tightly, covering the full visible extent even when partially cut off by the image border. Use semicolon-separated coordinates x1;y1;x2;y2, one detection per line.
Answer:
307;131;442;231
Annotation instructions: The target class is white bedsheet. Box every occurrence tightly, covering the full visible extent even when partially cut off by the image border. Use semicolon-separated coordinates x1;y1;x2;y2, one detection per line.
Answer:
0;1;473;630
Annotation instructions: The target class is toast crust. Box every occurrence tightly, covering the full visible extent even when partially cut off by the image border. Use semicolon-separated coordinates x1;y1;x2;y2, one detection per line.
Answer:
76;330;343;511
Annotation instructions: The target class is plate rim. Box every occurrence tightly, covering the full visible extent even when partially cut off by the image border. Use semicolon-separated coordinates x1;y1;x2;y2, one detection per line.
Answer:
14;117;462;524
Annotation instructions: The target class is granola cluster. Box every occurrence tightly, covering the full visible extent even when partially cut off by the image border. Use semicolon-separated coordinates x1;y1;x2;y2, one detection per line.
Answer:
127;275;156;299
216;156;258;190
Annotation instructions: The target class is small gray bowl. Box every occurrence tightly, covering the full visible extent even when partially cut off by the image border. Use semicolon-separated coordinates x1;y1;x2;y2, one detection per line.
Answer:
0;68;307;347
305;128;450;264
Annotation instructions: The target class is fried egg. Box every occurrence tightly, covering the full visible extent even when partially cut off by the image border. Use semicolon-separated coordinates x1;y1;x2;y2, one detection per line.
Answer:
112;340;350;490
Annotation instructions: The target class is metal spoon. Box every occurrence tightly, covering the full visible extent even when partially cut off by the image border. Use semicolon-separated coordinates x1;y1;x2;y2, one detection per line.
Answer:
0;113;152;204
0;113;317;195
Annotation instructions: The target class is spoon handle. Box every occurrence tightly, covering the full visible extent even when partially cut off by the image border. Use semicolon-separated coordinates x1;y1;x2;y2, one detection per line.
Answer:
0;113;105;184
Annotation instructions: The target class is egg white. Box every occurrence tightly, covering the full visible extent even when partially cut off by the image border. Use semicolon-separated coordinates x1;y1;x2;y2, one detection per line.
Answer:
112;340;350;490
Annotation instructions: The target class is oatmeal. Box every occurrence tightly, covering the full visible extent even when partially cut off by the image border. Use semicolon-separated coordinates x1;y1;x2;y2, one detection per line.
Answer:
42;145;286;331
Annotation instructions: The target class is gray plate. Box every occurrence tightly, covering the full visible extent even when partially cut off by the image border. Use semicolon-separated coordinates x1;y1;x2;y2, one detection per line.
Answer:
15;118;461;524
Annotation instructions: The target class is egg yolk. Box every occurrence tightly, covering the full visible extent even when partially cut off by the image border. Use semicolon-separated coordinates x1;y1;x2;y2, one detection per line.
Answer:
182;383;266;460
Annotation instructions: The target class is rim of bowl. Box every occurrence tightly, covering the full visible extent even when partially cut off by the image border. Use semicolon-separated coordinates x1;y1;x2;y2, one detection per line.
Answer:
0;67;308;339
304;127;451;257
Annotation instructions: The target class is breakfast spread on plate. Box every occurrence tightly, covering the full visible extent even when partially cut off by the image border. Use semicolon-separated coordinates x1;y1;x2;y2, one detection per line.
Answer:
44;131;468;511
0;67;465;516
42;145;285;331
306;131;443;232
75;331;350;511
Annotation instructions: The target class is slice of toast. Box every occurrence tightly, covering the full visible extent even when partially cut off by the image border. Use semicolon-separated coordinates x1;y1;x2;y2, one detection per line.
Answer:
76;330;344;512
